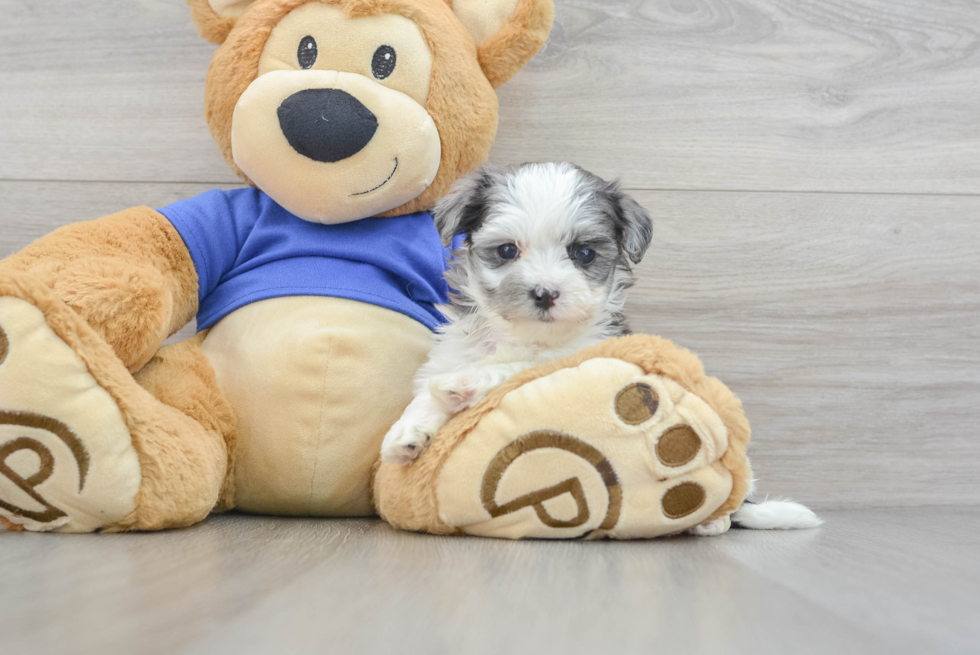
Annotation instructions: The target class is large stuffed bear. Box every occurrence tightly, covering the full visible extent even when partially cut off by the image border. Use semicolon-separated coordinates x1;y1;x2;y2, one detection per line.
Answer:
0;0;555;532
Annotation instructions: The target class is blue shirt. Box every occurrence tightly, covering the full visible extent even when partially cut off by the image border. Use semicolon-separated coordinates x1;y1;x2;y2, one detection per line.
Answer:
159;188;450;331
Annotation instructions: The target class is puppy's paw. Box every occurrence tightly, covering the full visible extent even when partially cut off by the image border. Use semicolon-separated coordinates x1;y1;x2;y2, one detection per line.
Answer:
687;516;731;537
381;419;438;466
429;370;506;413
429;373;480;413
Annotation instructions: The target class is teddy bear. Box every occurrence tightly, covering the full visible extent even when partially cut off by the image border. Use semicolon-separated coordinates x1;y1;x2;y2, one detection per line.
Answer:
0;0;556;533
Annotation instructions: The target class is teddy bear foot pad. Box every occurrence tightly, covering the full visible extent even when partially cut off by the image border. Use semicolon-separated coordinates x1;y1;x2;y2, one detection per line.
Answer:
0;296;141;532
435;358;734;539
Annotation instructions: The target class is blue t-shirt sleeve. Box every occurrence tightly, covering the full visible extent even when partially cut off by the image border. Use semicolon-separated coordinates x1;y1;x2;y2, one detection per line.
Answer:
157;188;262;301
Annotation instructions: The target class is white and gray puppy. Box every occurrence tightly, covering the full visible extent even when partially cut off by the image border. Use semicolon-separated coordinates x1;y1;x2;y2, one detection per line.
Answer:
380;161;823;535
381;162;652;466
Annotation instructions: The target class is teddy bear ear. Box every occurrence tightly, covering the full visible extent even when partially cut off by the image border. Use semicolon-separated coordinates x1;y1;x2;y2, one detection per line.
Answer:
451;0;555;88
187;0;261;45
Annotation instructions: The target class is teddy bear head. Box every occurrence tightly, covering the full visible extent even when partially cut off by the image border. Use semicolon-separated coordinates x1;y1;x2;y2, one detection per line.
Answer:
187;0;553;224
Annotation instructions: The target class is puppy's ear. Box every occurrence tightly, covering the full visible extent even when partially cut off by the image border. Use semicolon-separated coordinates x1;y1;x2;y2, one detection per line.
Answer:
612;189;654;264
187;0;259;45
451;0;555;88
433;167;497;247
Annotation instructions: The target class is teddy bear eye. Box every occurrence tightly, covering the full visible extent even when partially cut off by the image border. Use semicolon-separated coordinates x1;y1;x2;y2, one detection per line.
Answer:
298;36;318;69
371;45;396;80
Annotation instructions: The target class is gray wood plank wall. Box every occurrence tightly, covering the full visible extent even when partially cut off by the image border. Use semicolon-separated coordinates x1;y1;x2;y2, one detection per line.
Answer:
1;0;978;509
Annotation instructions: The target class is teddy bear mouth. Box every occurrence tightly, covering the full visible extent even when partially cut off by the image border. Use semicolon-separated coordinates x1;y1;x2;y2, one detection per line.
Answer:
351;158;399;197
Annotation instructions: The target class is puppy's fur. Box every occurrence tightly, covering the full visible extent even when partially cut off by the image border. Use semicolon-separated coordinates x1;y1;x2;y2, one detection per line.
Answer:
381;162;653;465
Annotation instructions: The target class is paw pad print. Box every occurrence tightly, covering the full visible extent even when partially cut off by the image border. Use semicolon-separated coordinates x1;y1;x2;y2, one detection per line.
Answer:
0;297;141;533
656;426;701;468
614;382;659;424
613;380;725;521
0;325;8;366
432;358;735;539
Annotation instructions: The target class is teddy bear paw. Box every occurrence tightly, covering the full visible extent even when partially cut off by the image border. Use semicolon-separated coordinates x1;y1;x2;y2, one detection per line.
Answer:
429;358;738;539
0;294;141;532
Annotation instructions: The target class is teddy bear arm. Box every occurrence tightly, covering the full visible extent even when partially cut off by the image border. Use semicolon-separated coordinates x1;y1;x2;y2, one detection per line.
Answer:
0;207;199;372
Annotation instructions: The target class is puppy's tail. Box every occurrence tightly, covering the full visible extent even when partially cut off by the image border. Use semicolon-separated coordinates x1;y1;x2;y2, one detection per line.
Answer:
731;499;823;530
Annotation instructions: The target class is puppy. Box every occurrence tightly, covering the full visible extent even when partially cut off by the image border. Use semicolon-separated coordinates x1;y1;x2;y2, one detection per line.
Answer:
380;162;653;465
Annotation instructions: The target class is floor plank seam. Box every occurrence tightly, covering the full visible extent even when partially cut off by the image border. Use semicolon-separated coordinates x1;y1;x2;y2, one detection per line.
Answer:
3;179;980;200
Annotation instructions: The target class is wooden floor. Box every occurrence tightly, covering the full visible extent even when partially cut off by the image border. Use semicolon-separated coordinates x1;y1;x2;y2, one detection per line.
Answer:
1;508;978;655
1;1;979;653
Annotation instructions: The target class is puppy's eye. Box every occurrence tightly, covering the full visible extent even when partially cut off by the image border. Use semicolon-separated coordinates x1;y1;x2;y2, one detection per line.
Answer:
497;243;520;260
372;45;397;80
572;246;597;265
298;36;318;69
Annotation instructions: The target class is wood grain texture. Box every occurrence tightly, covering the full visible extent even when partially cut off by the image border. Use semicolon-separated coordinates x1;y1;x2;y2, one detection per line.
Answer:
501;0;980;193
0;509;978;655
625;189;980;508
0;181;243;250
1;0;978;193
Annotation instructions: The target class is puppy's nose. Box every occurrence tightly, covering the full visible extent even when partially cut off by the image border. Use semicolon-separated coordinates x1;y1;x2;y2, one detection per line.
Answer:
277;88;378;163
531;287;560;310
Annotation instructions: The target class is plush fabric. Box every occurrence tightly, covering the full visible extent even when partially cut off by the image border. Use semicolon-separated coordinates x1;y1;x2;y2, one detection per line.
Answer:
0;296;141;532
0;207;198;372
187;0;239;44
451;0;521;46
472;0;554;89
258;3;435;104
374;335;753;539
133;332;238;514
202;0;542;218
229;67;442;222
0;272;229;532
159;187;451;330
0;0;560;534
202;296;433;515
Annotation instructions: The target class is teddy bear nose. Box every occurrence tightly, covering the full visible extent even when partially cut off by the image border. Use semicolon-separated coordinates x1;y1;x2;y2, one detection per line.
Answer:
277;88;379;163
